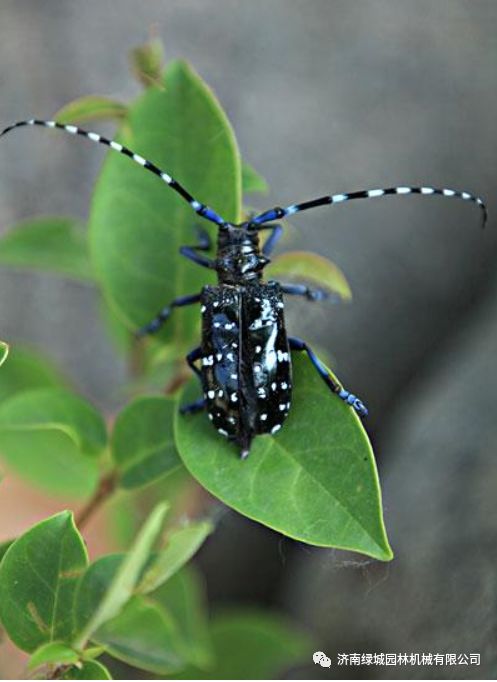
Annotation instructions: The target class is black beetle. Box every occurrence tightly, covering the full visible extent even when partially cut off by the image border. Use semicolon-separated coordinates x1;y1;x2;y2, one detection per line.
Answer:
0;119;486;457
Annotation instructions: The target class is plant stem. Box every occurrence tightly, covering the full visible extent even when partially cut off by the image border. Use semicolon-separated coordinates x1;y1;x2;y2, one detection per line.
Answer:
75;470;118;530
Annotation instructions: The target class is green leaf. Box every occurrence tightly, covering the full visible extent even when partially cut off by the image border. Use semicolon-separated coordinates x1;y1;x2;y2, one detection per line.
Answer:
153;567;212;669
0;341;9;368
0;217;94;281
0;538;14;564
112;396;181;489
73;502;168;649
28;642;79;671
0;511;88;653
0;345;66;403
96;567;212;674
266;251;352;300
175;353;392;560
61;660;112;679
99;296;132;355
130;38;165;88
177;610;310;679
241;161;268;194
89;60;241;350
0;387;106;498
95;595;185;675
137;520;213;594
55;96;127;125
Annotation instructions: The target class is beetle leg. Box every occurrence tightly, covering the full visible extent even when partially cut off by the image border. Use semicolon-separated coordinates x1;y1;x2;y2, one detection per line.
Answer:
136;293;201;338
288;337;368;417
281;283;332;302
260;223;284;256
179;227;215;269
180;397;206;415
180;246;214;269
186;346;202;379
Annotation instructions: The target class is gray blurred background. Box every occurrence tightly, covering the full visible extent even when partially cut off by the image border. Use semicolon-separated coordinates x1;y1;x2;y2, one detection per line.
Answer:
1;1;496;678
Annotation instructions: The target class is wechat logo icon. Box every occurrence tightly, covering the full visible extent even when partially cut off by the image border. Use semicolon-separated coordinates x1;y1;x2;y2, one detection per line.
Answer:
313;651;332;668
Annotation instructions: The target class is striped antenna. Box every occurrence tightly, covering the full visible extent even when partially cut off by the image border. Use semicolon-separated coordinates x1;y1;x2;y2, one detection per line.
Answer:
250;185;488;227
0;119;228;228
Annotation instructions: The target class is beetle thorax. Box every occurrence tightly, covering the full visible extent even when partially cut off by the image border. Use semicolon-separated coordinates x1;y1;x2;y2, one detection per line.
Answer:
215;226;269;284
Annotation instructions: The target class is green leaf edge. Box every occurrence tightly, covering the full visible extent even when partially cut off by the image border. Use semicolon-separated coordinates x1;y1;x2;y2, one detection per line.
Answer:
72;502;169;648
0;511;89;652
28;641;80;671
0;341;9;368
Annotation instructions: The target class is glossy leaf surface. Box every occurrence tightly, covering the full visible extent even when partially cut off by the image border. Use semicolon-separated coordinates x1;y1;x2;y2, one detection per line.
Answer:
175;353;392;560
0;512;88;652
111;396;181;489
0;388;106;498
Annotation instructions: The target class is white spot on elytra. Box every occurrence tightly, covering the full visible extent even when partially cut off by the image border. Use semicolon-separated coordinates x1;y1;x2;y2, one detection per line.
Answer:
279;403;286;411
255;345;262;353
230;393;238;402
217;389;223;397
277;302;284;309
208;413;213;420
271;424;281;434
216;353;223;361
254;364;262;373
227;352;234;361
218;428;228;437
260;413;268;421
271;382;277;391
281;382;288;389
231;373;238;380
200;305;206;313
213;301;219;307
207;390;215;399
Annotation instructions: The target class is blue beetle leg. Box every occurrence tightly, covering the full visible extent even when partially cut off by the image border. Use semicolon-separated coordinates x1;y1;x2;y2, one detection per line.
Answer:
136;293;201;338
281;283;331;302
288;337;368;418
260;223;284;256
179;228;215;268
186;346;202;379
179;246;214;269
180;397;206;415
